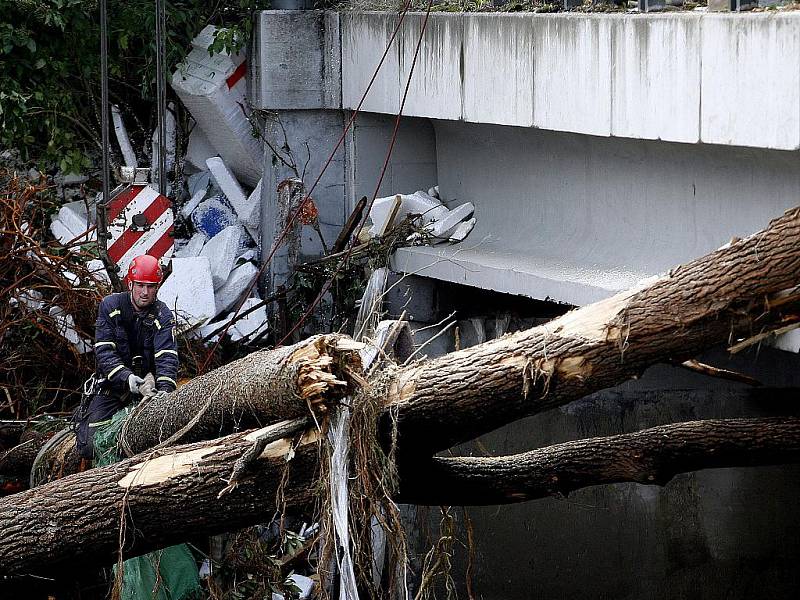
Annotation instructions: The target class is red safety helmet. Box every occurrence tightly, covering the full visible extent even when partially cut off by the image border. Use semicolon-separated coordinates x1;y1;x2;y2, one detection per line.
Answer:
127;255;163;284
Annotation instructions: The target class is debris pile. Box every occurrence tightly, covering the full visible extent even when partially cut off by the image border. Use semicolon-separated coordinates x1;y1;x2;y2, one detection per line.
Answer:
367;186;476;245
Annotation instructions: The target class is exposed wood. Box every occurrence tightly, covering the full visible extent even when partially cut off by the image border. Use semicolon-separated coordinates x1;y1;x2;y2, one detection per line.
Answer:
397;418;800;505
331;195;367;254
674;359;761;387
2;417;800;575
41;334;363;468
386;207;800;457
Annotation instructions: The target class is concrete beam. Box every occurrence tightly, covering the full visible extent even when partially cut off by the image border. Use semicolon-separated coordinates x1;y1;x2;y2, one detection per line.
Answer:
336;11;800;150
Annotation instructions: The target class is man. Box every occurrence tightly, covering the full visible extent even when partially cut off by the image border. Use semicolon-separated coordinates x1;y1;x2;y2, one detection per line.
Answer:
76;254;178;459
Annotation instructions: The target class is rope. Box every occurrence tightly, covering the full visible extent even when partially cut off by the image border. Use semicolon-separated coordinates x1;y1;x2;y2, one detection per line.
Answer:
154;0;168;197
201;0;419;370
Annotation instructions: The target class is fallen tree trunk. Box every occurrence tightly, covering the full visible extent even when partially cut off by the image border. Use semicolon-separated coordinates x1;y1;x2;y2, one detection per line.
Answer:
397;417;800;505
2;207;800;573
119;334;361;456
2;416;799;575
28;209;800;481
24;335;362;485
388;207;800;455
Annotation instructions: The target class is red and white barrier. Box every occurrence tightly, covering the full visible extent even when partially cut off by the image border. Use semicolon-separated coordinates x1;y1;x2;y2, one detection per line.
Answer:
106;184;174;275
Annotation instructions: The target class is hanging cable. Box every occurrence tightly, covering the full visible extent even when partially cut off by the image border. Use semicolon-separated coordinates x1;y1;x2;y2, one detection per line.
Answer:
154;0;167;196
98;0;123;291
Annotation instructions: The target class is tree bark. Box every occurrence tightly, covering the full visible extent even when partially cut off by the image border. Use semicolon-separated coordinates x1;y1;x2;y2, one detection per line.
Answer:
397;417;800;505
119;333;362;456
2;207;800;574
386;207;800;456
2;417;799;576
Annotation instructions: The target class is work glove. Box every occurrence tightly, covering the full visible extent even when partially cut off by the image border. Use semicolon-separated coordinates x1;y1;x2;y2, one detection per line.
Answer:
128;374;145;395
138;373;157;397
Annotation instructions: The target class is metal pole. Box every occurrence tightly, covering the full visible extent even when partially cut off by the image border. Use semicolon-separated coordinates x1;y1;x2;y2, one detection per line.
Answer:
98;0;123;291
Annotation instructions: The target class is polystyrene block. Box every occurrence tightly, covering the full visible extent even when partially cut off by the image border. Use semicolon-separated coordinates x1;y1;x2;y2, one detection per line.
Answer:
185;127;218;172
158;256;216;328
229;297;268;343
200;225;243;289
174;232;207;258
214;261;258;314
191;194;237;239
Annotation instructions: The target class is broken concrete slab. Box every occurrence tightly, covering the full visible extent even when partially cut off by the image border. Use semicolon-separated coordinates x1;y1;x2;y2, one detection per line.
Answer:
214;261;258;314
158;257;216;329
200;225;244;289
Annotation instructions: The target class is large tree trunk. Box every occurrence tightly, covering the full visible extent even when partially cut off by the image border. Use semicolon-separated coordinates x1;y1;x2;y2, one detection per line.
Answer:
387;207;800;456
2;416;799;576
397;417;800;505
2;207;800;575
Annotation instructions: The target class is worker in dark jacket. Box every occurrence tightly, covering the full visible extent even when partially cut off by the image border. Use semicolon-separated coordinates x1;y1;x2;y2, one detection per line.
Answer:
76;254;178;459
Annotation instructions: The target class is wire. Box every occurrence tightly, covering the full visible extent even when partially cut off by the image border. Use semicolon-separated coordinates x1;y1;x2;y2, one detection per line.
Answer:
154;0;168;197
276;0;435;346
201;1;418;370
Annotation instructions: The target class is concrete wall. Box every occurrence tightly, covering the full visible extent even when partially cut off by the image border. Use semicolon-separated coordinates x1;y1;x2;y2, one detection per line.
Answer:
346;112;438;210
260;110;347;258
340;12;800;151
393;120;800;306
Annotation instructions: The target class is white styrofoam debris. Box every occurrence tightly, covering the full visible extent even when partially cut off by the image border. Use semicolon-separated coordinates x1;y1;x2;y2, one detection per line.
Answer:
207;157;248;206
50;219;78;245
158;257;216;329
214;261;258;314
426;202;475;239
236;177;262;242
447;217;476;243
187;171;211;198
49;306;91;353
197;312;233;342
181;185;209;219
60;268;80;286
185;126;218;172
191;194;237;239
111;105;137;168
174;232;207;258
236;249;258;264
86;259;111;286
10;289;44;311
190;25;220;52
200;225;243;289
150;102;177;194
57;199;95;238
428;186;440;199
769;329;800;354
229;298;268;343
171;27;262;186
368;191;449;236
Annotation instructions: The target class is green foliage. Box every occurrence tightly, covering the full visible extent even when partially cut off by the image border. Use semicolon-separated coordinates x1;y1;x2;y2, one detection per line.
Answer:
0;0;269;170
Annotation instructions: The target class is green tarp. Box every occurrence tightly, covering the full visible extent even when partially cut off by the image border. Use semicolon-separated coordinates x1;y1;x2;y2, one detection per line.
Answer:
95;407;202;600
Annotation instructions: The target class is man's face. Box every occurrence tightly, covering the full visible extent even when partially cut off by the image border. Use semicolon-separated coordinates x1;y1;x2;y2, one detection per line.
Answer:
129;281;159;310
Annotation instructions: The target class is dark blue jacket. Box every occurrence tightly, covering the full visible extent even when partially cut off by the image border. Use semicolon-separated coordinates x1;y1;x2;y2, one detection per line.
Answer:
94;292;178;394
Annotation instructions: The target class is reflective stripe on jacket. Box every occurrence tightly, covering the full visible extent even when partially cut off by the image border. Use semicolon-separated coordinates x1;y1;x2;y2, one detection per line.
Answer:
94;293;179;394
